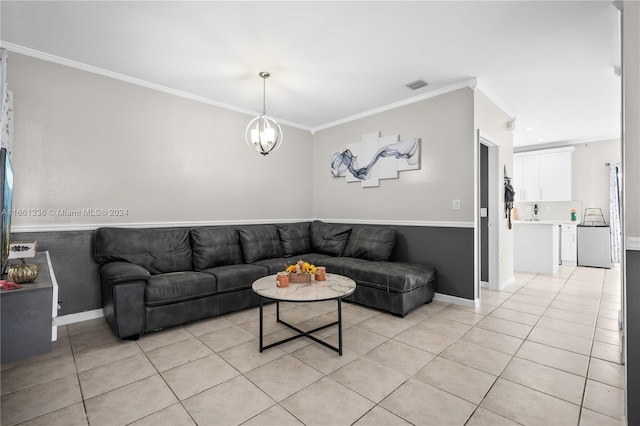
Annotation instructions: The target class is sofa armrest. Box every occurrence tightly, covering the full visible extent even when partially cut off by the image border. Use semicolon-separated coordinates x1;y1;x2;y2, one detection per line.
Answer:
101;261;151;285
100;262;149;339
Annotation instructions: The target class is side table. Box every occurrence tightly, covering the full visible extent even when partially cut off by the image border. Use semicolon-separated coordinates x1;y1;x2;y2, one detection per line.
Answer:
1;251;59;363
252;273;356;356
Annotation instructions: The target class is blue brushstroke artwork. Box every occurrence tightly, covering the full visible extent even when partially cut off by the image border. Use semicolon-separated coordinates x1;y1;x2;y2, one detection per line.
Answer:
331;132;420;187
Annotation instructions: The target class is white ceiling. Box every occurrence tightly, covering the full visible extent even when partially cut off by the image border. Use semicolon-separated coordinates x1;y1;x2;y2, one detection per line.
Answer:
0;1;621;147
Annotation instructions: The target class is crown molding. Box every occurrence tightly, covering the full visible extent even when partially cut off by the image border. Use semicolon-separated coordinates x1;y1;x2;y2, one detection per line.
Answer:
1;43;492;137
1;41;311;132
473;77;516;120
310;79;477;134
513;146;576;156
514;136;621;152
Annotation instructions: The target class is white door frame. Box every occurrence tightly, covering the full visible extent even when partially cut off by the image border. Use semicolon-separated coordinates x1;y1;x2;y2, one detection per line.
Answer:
475;130;501;301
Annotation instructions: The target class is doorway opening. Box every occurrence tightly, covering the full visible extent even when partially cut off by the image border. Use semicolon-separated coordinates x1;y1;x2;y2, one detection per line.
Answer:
476;130;500;300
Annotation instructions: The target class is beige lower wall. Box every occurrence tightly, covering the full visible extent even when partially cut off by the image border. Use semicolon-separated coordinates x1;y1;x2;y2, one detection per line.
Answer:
8;53;314;229
312;88;475;223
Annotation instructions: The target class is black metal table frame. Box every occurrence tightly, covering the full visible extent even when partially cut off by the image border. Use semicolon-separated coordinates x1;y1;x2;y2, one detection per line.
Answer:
258;297;345;355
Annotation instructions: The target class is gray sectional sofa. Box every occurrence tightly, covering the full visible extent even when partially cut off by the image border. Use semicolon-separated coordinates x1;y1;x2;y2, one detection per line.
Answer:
93;220;437;339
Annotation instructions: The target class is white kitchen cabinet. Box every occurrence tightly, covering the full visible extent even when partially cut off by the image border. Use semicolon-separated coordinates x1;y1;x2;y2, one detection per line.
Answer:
512;155;539;202
513;156;523;201
513;147;573;202
539;152;572;201
561;223;577;266
522;155;540;201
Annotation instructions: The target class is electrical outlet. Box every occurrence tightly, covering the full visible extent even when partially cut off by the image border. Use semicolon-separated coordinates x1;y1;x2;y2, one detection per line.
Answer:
546;206;551;212
453;199;461;210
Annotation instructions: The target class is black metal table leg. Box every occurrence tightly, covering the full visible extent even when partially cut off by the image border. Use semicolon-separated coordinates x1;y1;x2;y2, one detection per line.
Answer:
259;297;264;352
338;299;343;355
257;296;346;356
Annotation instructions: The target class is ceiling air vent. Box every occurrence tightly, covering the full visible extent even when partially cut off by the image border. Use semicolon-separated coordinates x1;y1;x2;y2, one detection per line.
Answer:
406;79;428;90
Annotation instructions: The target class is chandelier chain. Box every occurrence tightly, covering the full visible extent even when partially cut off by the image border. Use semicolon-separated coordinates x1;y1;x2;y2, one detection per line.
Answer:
262;75;267;115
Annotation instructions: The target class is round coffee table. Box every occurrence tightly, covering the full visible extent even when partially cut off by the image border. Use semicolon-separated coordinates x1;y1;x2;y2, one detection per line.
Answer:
252;273;356;356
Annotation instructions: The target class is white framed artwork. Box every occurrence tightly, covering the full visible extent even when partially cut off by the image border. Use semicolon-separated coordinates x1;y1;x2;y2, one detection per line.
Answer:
331;131;420;188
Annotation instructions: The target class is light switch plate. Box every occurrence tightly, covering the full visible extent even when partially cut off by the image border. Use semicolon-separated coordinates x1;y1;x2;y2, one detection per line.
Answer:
453;199;461;210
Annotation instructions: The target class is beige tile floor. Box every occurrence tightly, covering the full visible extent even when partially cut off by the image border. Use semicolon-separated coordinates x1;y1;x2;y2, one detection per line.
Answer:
0;266;625;425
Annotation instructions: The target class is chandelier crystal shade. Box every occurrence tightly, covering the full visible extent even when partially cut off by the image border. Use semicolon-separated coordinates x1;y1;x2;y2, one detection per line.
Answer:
245;71;282;156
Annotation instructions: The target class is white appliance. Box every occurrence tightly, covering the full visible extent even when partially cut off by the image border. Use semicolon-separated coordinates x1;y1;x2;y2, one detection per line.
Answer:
577;225;611;268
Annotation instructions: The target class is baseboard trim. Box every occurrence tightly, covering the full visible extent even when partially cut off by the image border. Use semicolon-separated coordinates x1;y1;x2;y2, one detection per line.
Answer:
434;292;475;308
54;309;104;326
499;276;515;291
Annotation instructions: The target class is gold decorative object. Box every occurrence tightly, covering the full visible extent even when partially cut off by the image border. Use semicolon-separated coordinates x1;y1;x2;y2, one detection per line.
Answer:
8;258;39;284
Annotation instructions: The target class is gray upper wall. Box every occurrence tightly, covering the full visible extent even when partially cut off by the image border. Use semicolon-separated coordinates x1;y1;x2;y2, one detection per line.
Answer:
7;53;315;230
312;88;475;224
8;53;483;230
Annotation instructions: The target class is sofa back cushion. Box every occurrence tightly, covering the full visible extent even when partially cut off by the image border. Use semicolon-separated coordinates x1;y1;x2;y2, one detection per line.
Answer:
190;227;243;270
310;220;352;256
342;225;397;261
277;222;312;257
238;225;284;263
94;227;193;274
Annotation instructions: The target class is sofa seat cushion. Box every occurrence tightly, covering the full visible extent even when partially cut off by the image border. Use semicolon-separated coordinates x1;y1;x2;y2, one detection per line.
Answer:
191;227;243;270
321;257;373;277
238;225;284;263
349;261;437;293
146;272;217;307
252;254;333;274
203;264;268;293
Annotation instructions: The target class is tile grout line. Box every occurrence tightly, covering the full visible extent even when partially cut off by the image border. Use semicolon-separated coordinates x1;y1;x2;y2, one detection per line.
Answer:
473;267;598;425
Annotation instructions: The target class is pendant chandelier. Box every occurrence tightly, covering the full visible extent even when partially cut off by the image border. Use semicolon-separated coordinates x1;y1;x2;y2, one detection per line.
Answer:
245;71;283;156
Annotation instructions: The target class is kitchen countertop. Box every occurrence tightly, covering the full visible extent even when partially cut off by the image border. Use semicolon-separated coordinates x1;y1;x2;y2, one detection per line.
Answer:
513;220;578;226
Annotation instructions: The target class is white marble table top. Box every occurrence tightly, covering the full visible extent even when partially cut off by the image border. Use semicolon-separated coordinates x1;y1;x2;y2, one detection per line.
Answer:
251;273;356;302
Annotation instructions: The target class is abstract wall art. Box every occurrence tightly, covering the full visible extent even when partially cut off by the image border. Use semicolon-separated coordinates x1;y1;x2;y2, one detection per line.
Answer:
331;131;420;187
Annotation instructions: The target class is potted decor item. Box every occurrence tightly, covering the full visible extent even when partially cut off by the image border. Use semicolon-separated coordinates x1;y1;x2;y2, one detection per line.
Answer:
285;260;317;283
276;271;290;287
315;266;327;281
